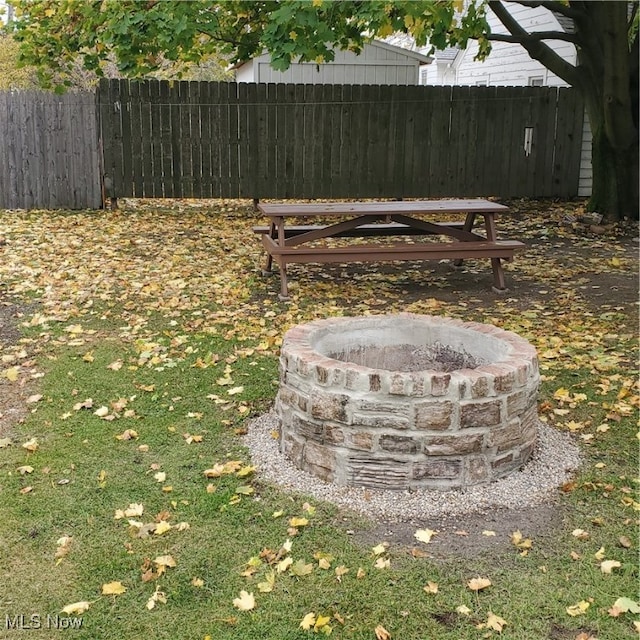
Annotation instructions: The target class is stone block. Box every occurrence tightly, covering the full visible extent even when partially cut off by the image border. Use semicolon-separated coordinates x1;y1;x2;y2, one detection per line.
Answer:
465;456;490;484
310;391;350;423
325;424;345;445
348;430;375;451
430;373;451;397
291;414;325;443
412;458;462;480
423;433;484;456
303;440;336;473
352;413;410;430
379;434;419;454
414;401;454;431
347;456;410;489
487;419;523;451
460;399;501;428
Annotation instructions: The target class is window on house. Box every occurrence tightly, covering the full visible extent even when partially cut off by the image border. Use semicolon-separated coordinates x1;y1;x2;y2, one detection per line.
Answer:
528;76;544;86
420;67;429;85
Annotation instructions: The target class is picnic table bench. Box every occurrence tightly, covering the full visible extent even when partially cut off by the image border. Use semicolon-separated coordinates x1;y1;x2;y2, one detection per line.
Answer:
254;199;525;299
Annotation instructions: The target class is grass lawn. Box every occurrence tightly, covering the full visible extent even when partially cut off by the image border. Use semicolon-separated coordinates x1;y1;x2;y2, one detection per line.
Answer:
0;199;638;640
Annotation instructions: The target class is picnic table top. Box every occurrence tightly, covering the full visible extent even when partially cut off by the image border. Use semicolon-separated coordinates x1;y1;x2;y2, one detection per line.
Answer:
258;199;509;217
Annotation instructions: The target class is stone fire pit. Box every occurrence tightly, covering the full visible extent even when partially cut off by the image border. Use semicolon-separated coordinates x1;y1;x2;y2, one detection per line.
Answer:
276;314;539;490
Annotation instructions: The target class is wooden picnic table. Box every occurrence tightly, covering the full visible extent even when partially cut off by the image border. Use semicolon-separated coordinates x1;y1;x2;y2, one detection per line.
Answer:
254;199;525;299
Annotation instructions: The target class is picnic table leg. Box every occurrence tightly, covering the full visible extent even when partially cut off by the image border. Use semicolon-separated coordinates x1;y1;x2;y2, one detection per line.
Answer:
278;262;290;300
261;221;276;275
453;212;477;267
483;213;508;292
491;258;507;291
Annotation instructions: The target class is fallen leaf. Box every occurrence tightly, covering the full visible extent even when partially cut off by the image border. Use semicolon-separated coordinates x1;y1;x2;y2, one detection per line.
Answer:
371;542;389;556
102;581;127;595
600;559;621;574
257;572;276;593
146;586;167;610
0;437;11;448
566;600;590;616
456;605;472;616
291;560;313;577
414;528;437;544
61;601;90;615
486;612;508;632
374;557;391;569
300;612;316;630
375;624;391;640
22;438;39;452
571;529;590;540
594;546;605;560
289;516;309;528
17;465;34;475
613;598;640;613
232;590;255;611
467;577;492;591
191;577;204;588
423;581;438;594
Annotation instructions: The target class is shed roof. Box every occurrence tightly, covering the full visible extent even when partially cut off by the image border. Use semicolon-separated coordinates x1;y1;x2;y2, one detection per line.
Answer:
233;39;432;71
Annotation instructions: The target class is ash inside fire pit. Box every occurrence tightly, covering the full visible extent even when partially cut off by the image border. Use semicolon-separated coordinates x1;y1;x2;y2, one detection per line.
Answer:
328;342;484;373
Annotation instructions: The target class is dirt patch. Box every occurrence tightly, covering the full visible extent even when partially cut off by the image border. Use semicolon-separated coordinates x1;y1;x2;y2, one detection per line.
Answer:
350;502;567;560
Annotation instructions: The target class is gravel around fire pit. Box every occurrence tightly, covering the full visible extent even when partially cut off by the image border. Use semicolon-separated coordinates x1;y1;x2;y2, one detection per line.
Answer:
244;411;581;522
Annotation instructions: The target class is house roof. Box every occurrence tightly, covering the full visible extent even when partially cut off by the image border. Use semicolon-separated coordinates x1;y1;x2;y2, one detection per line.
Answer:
233;39;432;70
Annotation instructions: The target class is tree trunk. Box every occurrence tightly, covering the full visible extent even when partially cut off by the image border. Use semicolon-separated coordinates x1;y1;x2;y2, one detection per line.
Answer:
587;105;640;221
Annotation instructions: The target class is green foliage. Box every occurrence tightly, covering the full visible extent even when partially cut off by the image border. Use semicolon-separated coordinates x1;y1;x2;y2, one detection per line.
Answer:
0;33;38;89
9;0;490;85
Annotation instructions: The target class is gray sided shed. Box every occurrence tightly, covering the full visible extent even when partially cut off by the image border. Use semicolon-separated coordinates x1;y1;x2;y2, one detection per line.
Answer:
235;40;431;85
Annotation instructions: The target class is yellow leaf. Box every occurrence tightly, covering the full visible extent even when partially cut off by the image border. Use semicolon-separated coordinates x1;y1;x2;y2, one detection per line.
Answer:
423;581;438;594
375;624;391;640
314;614;331;632
257;572;276;593
232;590;255;611
371;542;388;556
511;530;532;549
61;601;90;615
374;557;390;569
22;438;39;452
291;560;313;577
600;560;621;574
94;406;110;417
191;577;204;588
467;577;492;591
4;366;19;381
288;517;309;528
482;530;496;537
414;528;437;544
594;546;605;560
566;600;590;616
486;612;507;632
17;465;34;475
571;528;589;540
456;605;472;616
227;385;244;395
276;557;293;573
154;554;176;569
300;612;316;630
101;581;127;595
154;520;172;535
154;471;166;483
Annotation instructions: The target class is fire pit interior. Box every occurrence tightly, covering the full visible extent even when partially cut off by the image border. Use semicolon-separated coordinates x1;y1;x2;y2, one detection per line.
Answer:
276;314;540;490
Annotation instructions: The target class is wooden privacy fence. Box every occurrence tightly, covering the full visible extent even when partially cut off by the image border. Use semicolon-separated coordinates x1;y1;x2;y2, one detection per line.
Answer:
98;78;584;202
0;91;101;210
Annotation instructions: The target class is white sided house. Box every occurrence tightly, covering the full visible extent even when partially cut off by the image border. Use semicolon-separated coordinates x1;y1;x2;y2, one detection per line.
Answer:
419;4;592;197
234;40;431;85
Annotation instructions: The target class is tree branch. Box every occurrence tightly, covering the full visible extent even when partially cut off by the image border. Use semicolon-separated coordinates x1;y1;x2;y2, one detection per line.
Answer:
504;0;582;20
488;31;579;44
488;0;581;87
